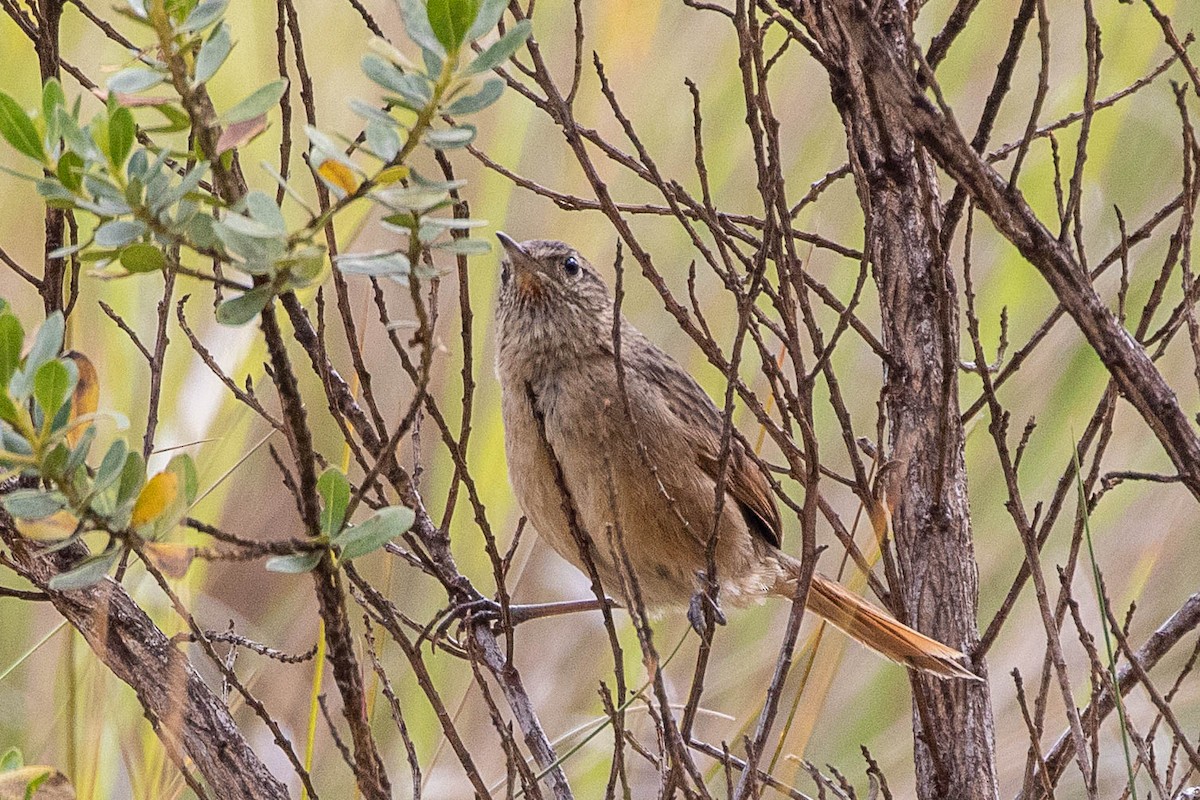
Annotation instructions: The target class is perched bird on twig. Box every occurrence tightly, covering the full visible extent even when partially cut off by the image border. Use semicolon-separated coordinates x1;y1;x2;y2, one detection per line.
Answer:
491;232;979;681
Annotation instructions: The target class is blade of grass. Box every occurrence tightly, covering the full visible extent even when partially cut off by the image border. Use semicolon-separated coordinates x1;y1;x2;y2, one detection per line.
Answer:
1071;435;1139;798
0;619;67;683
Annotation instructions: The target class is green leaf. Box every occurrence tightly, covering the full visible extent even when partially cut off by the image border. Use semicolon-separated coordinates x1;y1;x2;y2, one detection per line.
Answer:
166;453;199;505
424;124;476;149
56;151;84;193
0;390;19;428
24;312;64;379
94;219;146;248
193;22;233;85
335;251;411;277
222;79;288;124
465;0;506;42
0;91;45;162
445;78;504;115
365;119;400;161
108;106;135;167
426;0;478;52
244;190;286;234
466;19;532;74
107;68;163;95
317;467;351;536
115;451;146;509
0;312;23;388
334;505;415;560
93;438;127;494
181;0;228;33
361;54;410;96
47;547;120;591
2;490;68;520
398;0;446;57
0;747;21;772
266;550;324;573
34;359;73;418
119;242;165;273
215;285;273;326
41;79;65;145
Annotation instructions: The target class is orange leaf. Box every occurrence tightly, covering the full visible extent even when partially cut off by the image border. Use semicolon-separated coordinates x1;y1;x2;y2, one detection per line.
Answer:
64;351;98;445
131;471;179;528
15;510;79;541
318;159;360;194
216;115;268;155
142;541;195;579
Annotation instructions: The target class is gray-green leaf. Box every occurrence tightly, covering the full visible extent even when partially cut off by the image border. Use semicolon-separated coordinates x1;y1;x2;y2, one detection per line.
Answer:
107;68;164;95
398;0;446;58
194;23;233;86
334;505;415;560
266;551;324;573
466;20;532;75
181;0;229;33
48;547;120;591
94;219;146;248
424;125;476;149
445;78;504;115
2;490;68;520
215;285;273;326
223;79;288;125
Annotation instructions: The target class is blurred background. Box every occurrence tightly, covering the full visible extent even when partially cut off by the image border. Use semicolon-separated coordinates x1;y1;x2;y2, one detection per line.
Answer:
2;0;1199;796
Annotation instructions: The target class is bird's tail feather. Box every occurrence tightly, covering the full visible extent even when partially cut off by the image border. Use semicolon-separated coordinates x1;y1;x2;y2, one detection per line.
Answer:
774;561;982;681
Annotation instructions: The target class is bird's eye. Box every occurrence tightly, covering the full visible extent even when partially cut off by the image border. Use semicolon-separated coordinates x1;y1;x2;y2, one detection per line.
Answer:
563;256;580;276
501;263;510;284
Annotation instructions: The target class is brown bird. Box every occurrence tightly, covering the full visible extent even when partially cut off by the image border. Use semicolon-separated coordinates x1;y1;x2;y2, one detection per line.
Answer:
492;232;979;681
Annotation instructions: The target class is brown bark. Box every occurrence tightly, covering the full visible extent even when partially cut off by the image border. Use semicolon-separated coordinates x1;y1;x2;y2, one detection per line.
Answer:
0;518;290;800
790;2;999;797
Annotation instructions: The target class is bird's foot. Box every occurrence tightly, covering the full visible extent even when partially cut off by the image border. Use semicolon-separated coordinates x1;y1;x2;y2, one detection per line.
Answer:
687;574;726;636
419;596;503;649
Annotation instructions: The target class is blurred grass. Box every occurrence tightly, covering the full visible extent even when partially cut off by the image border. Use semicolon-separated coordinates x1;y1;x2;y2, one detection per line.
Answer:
1;0;1199;797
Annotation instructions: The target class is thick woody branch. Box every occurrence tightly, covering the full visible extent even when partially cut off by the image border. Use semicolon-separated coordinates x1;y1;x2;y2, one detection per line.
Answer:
793;0;1200;502
0;520;289;800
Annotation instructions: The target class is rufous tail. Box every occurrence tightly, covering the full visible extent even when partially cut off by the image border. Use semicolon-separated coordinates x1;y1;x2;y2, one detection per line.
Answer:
775;562;982;681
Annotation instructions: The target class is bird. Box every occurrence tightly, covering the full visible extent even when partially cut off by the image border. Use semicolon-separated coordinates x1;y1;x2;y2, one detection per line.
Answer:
492;232;980;681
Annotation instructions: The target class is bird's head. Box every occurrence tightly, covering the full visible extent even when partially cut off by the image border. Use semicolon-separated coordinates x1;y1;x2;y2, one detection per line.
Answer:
494;232;615;369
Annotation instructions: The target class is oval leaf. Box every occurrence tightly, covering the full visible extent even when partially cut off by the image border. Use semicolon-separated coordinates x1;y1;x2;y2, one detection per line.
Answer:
215;285;273;326
47;548;120;591
317;467;351;536
119;242;165;273
130;471;179;528
0;91;45;162
34;359;73;419
266;550;324;573
222;79;288;125
334;505;415;560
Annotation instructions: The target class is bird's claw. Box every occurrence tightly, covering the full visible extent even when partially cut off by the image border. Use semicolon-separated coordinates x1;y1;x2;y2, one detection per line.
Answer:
419;597;504;649
687;581;726;636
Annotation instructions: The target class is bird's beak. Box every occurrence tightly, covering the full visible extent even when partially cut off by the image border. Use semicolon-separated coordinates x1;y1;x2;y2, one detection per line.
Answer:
496;231;528;263
497;232;541;296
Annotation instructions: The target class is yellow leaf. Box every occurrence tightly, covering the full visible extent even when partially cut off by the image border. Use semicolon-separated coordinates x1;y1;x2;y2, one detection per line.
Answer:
64;351;98;446
317;160;359;194
375;165;409;185
142;541;195;579
131;471;179;528
15;510;79;541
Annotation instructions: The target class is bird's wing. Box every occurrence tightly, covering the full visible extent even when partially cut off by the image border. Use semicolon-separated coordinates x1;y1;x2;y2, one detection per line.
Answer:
630;337;784;549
